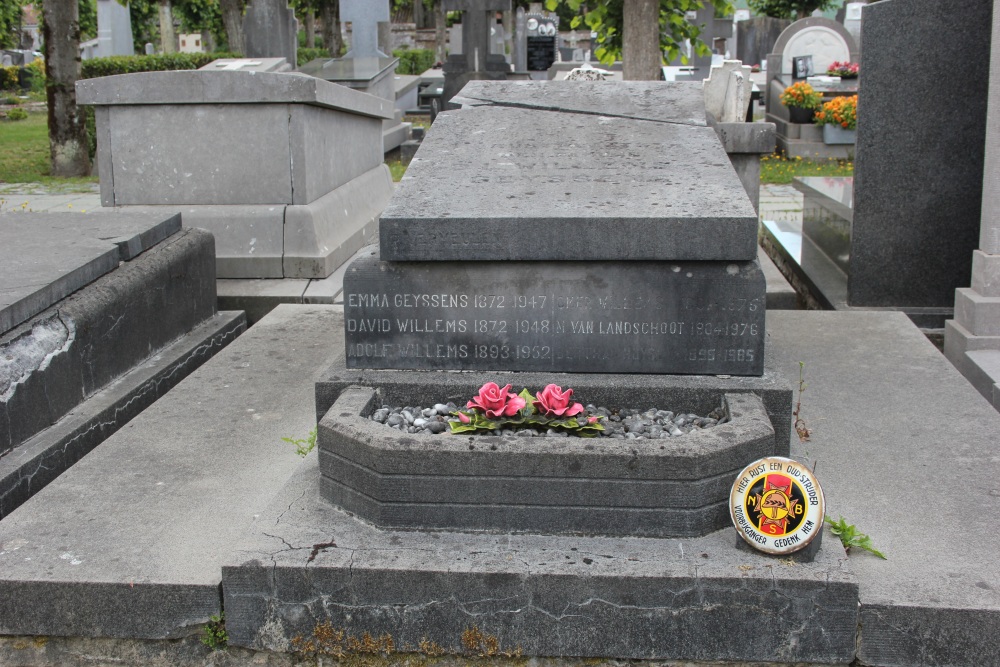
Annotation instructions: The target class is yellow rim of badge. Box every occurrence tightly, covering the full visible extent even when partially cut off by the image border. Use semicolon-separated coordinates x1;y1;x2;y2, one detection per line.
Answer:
729;456;825;555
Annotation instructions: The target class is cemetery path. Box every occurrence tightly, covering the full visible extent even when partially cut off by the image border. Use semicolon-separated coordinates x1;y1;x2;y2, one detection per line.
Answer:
0;182;101;213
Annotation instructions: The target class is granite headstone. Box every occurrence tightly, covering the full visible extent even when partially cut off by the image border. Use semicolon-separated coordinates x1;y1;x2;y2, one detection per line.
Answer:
850;0;992;308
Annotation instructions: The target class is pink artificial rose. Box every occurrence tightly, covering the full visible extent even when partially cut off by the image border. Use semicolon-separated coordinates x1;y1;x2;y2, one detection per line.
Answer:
533;384;584;417
457;411;471;424
467;382;525;418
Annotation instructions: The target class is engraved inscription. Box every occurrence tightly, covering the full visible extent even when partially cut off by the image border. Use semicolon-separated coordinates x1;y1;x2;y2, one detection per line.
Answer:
343;262;766;375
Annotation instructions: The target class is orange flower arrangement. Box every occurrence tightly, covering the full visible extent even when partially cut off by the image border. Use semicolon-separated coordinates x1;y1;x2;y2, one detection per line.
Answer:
780;81;821;109
814;95;858;130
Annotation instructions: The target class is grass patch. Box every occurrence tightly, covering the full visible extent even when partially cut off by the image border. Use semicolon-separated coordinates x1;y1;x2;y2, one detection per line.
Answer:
386;159;407;182
0;109;98;189
760;152;853;184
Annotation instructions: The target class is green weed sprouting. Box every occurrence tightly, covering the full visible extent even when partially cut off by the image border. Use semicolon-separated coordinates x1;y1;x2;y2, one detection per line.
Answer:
281;427;317;457
826;516;887;559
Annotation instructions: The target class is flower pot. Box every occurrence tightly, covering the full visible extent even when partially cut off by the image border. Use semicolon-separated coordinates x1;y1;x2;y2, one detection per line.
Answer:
787;106;816;124
823;124;857;144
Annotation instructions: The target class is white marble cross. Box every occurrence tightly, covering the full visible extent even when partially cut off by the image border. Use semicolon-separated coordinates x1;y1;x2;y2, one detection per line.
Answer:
215;60;264;70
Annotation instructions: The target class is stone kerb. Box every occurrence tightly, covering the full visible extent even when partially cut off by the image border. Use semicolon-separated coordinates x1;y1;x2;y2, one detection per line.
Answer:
77;71;396;280
318;386;776;537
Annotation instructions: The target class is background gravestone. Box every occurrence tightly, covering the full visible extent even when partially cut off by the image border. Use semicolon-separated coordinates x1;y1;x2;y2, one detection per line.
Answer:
243;0;297;67
298;0;410;153
96;0;133;57
850;0;993;309
341;0;390;58
736;16;790;69
944;0;1000;408
442;0;512;104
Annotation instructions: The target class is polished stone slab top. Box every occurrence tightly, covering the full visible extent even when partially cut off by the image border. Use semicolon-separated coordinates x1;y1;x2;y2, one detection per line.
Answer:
380;104;758;262
76;70;395;120
0;211;181;334
297;56;397;83
452;80;708;126
793;176;853;222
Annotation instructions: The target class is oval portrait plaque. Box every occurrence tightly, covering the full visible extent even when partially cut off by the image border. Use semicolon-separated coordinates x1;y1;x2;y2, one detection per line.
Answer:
730;456;825;555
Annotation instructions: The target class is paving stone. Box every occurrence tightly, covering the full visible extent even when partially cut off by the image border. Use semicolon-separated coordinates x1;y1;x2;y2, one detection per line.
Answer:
0;305;342;639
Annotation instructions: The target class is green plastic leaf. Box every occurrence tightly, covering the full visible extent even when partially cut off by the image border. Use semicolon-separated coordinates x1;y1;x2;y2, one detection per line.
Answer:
518;388;537;416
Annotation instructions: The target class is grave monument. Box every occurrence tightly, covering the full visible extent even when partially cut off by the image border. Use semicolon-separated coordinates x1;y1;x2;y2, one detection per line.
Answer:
242;0;297;67
441;0;512;104
945;0;1000;408
76;70;395;283
764;17;858;159
298;0;411;152
763;0;993;329
217;81;864;659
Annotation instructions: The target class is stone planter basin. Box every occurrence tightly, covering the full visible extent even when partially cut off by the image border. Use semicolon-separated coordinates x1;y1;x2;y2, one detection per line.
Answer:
318;386;777;538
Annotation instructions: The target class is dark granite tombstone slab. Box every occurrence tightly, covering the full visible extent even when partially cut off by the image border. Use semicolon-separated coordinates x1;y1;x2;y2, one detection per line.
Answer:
0;211;181;334
343;247;765;375
380;105;758;262
452;80;708;125
850;0;992;308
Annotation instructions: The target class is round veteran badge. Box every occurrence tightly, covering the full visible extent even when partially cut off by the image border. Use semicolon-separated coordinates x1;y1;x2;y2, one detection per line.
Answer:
730;456;825;555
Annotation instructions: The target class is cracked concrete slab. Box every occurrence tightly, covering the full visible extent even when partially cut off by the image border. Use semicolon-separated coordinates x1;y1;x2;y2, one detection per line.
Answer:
0;310;245;519
1;228;218;457
0;305;342;639
222;452;858;663
450;80;709;126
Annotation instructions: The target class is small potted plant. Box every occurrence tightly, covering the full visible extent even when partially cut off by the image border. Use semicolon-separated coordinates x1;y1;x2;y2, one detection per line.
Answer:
780;81;821;124
826;60;860;78
814;95;858;144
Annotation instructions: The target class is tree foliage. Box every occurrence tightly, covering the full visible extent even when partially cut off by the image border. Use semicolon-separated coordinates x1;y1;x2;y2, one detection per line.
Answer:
746;0;837;20
0;0;23;50
544;0;735;66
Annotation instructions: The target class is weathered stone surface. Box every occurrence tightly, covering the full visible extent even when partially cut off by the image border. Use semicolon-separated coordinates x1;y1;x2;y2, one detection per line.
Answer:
318;388;776;537
282;165;388;279
343;246;766;375
0;305;341;639
379;105;758;262
453;80;708;125
76;71;394;120
1;228;218;458
0;311;245;520
0;211;181;333
766;310;1000;667
850;0;992;307
222;456;858;663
